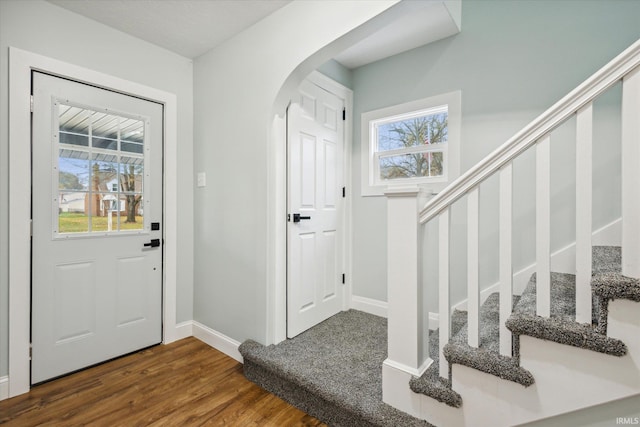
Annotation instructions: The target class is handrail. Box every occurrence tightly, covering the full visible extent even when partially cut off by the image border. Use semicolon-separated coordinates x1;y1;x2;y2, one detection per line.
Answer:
419;38;640;224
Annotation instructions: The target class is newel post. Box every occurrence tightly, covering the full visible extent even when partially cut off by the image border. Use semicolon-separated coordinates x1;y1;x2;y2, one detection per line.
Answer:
382;186;431;415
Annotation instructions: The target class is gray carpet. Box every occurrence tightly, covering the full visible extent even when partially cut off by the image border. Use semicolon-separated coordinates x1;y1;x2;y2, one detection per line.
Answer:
506;247;628;357
239;310;433;427
442;293;535;388
408;312;466;407
240;246;635;420
415;245;631;406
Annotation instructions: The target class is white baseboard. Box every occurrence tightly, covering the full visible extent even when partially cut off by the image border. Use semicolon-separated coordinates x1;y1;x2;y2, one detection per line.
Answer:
173;320;194;341
0;376;8;401
192;321;243;363
350;295;388;318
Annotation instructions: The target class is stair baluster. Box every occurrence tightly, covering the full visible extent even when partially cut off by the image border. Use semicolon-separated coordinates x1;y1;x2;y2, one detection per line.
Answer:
467;187;480;349
499;164;513;356
536;135;552;317
621;66;640;278
575;103;594;324
438;207;451;379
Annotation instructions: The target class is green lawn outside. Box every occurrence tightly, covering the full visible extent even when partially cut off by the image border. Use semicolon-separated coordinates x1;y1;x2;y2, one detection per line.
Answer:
59;212;144;233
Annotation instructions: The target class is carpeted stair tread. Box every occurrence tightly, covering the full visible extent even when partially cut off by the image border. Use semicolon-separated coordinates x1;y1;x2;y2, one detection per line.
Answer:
409;329;462;407
592;246;622;275
513;272;577;320
507;260;628;356
449;293;520;353
239;310;433;427
409;362;462;408
505;314;627;356
592;272;640;302
443;341;535;386
451;309;468;338
591;271;640;334
442;293;534;387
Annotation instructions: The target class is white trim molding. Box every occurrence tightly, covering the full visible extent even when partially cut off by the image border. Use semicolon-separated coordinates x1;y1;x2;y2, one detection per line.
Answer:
0;376;9;401
361;91;461;197
8;47;179;398
350;295;388;318
192;321;243;363
383;356;432;378
174;321;195;342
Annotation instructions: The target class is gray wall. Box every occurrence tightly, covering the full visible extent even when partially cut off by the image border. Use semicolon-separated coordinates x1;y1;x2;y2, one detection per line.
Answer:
0;0;195;377
317;59;354;90
350;0;640;309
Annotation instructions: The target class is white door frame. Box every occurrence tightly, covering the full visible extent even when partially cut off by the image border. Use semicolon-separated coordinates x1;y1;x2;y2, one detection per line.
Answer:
271;71;353;344
8;47;179;397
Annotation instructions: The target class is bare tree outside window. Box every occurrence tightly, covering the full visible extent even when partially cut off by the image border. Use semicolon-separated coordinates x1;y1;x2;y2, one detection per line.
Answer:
377;112;448;180
120;163;142;223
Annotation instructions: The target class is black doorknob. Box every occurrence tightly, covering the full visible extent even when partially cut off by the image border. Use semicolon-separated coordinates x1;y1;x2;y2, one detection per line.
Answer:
291;213;311;223
144;238;161;248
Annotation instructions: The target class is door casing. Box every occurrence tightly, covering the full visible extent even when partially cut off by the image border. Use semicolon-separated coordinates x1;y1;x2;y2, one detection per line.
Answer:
8;47;180;397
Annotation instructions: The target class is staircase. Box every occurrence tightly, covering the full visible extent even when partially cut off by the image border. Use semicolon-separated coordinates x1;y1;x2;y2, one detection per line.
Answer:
382;38;640;426
409;246;636;412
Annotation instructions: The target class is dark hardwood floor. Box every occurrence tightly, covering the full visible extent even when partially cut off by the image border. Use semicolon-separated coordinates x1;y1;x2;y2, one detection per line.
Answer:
0;337;326;426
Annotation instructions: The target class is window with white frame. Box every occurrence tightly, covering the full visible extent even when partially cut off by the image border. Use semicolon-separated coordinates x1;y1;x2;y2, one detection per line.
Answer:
361;91;461;196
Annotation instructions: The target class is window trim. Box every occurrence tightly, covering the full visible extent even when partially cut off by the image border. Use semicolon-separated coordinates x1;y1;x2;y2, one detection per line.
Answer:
360;90;461;196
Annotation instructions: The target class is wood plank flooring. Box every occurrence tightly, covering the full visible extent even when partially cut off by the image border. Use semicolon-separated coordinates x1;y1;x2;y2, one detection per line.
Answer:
0;337;326;426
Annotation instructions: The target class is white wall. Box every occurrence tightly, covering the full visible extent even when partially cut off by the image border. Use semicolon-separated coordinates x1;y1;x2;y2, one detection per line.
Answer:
350;0;640;309
0;0;194;377
192;0;404;345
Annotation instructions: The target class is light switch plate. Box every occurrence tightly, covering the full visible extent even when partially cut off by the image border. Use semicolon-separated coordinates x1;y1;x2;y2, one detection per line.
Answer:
197;172;206;188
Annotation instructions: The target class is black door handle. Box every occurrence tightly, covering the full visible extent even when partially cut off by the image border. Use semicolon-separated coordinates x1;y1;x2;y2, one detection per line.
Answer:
291;213;311;223
144;238;161;248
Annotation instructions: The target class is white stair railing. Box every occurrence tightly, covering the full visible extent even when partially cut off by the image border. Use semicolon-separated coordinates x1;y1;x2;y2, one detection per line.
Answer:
386;39;640;391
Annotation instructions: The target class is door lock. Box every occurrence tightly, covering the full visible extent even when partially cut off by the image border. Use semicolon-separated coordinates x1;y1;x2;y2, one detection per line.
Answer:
289;213;311;223
144;238;161;248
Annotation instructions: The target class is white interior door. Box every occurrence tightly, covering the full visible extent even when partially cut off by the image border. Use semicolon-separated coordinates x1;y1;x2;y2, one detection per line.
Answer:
287;78;345;338
31;72;163;384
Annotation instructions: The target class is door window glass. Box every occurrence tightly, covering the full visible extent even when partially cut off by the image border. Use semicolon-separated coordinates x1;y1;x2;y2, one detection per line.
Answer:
55;101;147;235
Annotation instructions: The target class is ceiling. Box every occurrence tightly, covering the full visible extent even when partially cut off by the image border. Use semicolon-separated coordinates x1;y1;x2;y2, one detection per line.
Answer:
47;0;460;68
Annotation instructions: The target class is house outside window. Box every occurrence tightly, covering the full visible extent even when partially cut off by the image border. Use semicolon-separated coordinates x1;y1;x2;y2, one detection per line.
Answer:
361;91;461;196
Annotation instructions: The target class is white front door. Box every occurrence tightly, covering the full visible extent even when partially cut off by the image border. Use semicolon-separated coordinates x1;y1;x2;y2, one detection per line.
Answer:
31;72;163;384
287;78;345;338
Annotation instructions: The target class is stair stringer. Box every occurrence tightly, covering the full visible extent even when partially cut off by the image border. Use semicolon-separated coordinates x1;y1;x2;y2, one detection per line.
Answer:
413;299;640;427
